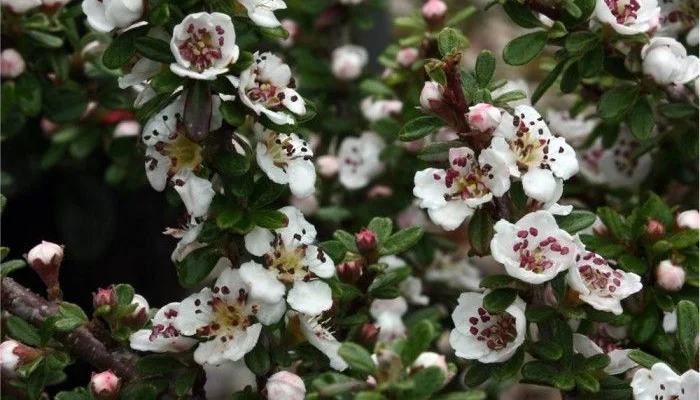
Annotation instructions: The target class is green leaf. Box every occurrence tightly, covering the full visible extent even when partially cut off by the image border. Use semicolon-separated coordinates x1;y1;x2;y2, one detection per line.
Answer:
437;28;468;56
597;207;629;240
493;90;527;106
245;341;271;375
115;283;135;306
579;46;605;78
483;288;518;314
380;227;424;255
360;79;394;97
1;259;27;277
7;316;41;346
464;362;492;387
55;302;89;332
627;349;664;368
102;27;147;69
479;274;517;289
333;230;358;252
531;60;565;104
15;73;42;116
565;31;600;54
249;177;285;208
525;304;557;322
531;341;563;360
666;230;699;249
659;103;698;119
630;306;660;344
136;355;184;375
398;116;445;142
338;342;376;375
251;209;288;229
216;207;243;229
401;320;434;365
492;348;524;381
151;69;185;94
445;6;477;26
175;368;199;397
319;240;347;264
583;353;611;372
27;30;64;48
411;366;445;398
183;80;213;142
176;247;222;287
597;84;639;121
219;100;247;127
521;360;558;385
134;37;175;63
43;87;88;123
368;217;393;242
468;209;494;256
576;373;601;393
368;266;411;298
211;152;250;176
503;31;548;66
258;25;290;39
560;61;581;93
677;300;699;364
617;254;647;275
475;50;496;87
417;140;463;162
556;210;597;234
502;0;543;28
627;96;655;140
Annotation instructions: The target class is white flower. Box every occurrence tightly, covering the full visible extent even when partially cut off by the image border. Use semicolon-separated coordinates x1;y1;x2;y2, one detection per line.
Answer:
572;333;637;375
174;265;282;365
546;108;598;148
658;0;696;38
449;292;526;363
0;340;21;378
380;255;428;305
594;0;660;35
243;206;334;317
663;309;678;333
567;250;642;315
491;211;578;284
119;28;169;89
254;124;316;198
656;259;686;291
360;97;403;122
142;94;222;217
231;52;305;125
466;103;502;133
631;363;699;400
0;49;25;79
677;209;700;229
82;0;144;33
298;314;349;371
2;0;41;13
290;194;319;215
488;105;579;203
239;0;286;28
425;253;483;292
130;302;197;353
596;130;653;188
396;47;419;67
413;147;511;231
170;12;239;80
642;37;699;85
338;131;386;189
491;79;530;107
419;81;444;111
411;352;453;385
331;45;368;81
266;371;306;400
370;297;408;344
203;361;257;400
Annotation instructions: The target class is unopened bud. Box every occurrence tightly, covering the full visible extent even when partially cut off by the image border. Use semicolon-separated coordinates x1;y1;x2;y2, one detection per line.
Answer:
656;260;686;292
355;229;378;255
125;294;150;327
358;323;380;345
266;371;306;400
411;352;452;385
0;340;41;378
1;49;26;79
278;19;299;49
316;155;339;178
90;370;121;399
25;241;64;300
466;103;502;132
368;185;393;199
419;81;443;111
676;209;700;230
337;260;364;283
646;219;665;239
396;47;419;67
93;287;117;309
421;0;447;26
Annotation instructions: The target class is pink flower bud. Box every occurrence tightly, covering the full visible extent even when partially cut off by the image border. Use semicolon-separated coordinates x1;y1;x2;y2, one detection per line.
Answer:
290;195;319;215
26;241;64;300
656;260;686;292
316;155;339;178
113;121;141;138
355;229;378;254
265;371;306;400
126;294;150;327
1;49;25;78
1;340;41;378
90;371;121;399
337;260;364;283
646;219;665;239
359;323;380;345
40;118;58;135
676;210;700;230
412;352;452;385
466;103;501;132
404;138;425;153
93;287;117;309
419;81;443;111
331;45;368;81
368;185;393;199
101;109;135;124
421;0;447;22
396;47;419;67
278;19;299;49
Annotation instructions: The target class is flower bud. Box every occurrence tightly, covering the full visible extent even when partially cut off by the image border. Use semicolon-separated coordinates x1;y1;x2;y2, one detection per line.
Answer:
113;121;141;138
101;109;135;124
1;49;26;79
337;260;364;283
355;229;378;255
316;155;339;178
331;45;368;81
278;19;299;49
466;103;502;132
93;287;117;309
26;241;64;300
90;371;121;399
419;81;443;111
411;352;452;385
126;294;150;327
368;185;393;199
645;219;665;239
396;47;419;67
290;195;319;215
40;118;58;135
1;340;41;378
656;260;686;292
358;323;380;345
265;371;306;400
676;209;700;230
421;0;447;24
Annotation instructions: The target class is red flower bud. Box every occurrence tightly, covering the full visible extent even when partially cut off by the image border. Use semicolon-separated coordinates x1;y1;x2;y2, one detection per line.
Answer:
646;219;665;239
358;323;380;345
0;340;42;378
25;241;64;300
90;370;121;399
93;287;117;309
337;260;364;283
355;229;378;255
